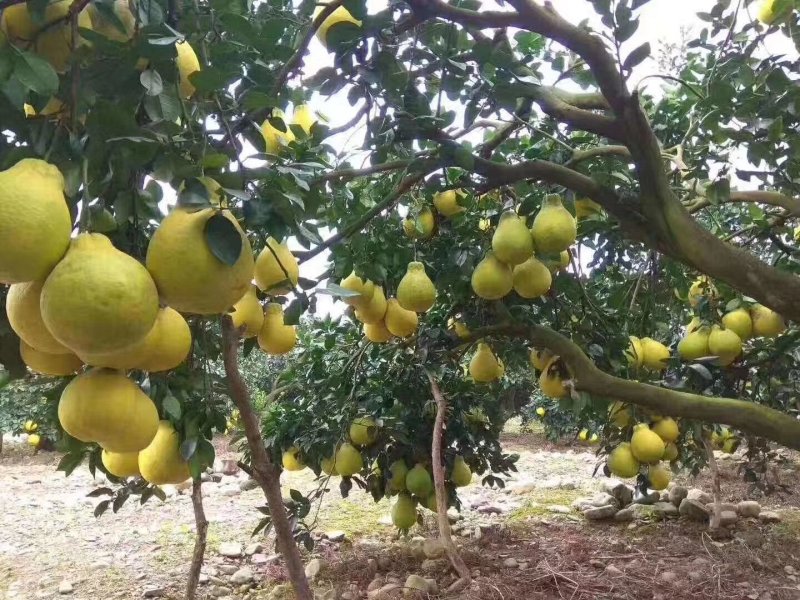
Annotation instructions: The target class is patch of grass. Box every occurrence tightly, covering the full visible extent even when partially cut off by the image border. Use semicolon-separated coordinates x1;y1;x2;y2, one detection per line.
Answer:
314;496;392;537
507;488;583;523
769;509;800;540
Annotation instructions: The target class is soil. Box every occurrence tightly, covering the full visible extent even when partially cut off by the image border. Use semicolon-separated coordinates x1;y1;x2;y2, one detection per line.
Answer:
2;426;800;600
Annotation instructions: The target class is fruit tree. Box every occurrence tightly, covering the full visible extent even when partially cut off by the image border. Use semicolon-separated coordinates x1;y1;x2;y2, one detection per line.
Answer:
2;0;800;598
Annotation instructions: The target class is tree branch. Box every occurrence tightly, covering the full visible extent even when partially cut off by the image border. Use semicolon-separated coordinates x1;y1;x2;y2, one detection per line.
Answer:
185;479;208;600
310;159;416;184
523;85;623;141
565;144;631;168
687;190;800;217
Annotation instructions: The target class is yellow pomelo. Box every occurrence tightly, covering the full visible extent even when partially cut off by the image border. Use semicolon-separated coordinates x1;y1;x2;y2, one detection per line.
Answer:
652;417;679;443
231;285;264;338
334;442;363;476
722;308;753;341
364;319;393;343
261;108;295;154
512;255;552;298
471;252;513;300
687;276;717;308
384;299;418;338
416;208;435;239
388;460;408;492
350;416;378;446
24;420;38;433
28;433;41;447
450;456;472;487
750;304;785;338
6;280;71;354
397;262;436;313
640;337;670;371
88;0;135;41
405;464;433;497
492;211;534;265
630;424;665;464
608;401;632;428
41;233;159;355
179;176;225;207
663;442;679;462
320;454;338;476
391;492;417;529
20;340;82;376
574;198;603;219
402;217;417;239
355;286;388;324
529;348;553;371
708;325;742;367
0;159;71;284
175;41;200;98
539;356;568;399
257;303;296;355
146;208;254;315
139;420;191;485
433;189;465;217
757;0;791;24
535;406;546;417
81;307;191;372
339;271;375;308
292;104;316;135
677;328;709;361
0;0;92;72
255;237;299;294
530;194;576;253
625;335;644;368
607;442;640;478
102;449;141;478
282;446;305;471
314;4;362;47
58;368;159;452
469;343;501;383
648;463;671;490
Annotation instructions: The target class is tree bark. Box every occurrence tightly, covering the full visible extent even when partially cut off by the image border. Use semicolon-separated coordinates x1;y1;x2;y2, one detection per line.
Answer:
185;478;208;600
220;316;313;600
425;371;471;593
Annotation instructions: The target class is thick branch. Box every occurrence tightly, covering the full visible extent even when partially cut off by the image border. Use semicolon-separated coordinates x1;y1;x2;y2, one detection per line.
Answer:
565;145;631;168
688;190;800;217
525;85;623;141
220;317;312;600
471;322;800;451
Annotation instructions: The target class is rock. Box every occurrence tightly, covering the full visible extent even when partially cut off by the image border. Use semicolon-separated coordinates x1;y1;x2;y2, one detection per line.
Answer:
477;504;504;515
605;565;623;577
325;530;347;543
267;584;293;600
719;510;738;527
209;585;232;598
447;508;461;523
706;502;737;514
424;578;438;594
142;587;165;598
201;472;213;483
218;459;239;475
58;581;74;595
652;502;679;518
218;542;242;558
239;478;260;492
632;489;660;505
420;559;447;575
688;571;704;582
669;486;688;507
785;566;797;576
244;543;263;556
686;488;713;505
584;505;618;520
659;571;678;584
367;578;384;592
251;553;280;565
305;558;324;581
546;505;571;514
630;504;657;520
759;511;781;523
602;479;634;506
472;526;482;540
217;565;238;575
368;583;401;600
423;538;446;559
503;558;518;568
403;575;429;597
679;498;710;522
737;501;761;518
614;507;634;522
377;555;393;571
230;568;254;585
198;574;209;585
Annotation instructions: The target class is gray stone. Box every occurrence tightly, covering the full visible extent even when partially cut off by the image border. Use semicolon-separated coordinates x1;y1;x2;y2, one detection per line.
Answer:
605;565;623;577
244;542;263;556
447;508;461;523
304;558;324;581
633;490;660;505
477;504;504;515
403;575;429;597
217;565;238;575
367;583;401;600
239;478;260;492
759;511;781;523
420;559;447;575
679;498;710;522
546;505;571;514
719;510;739;527
267;584;293;600
784;565;797;576
367;578;384;592
630;504;657;520
142;587;165;598
198;574;209;585
209;586;232;598
503;558;518;568
652;501;679;518
218;542;241;558
659;571;678;584
230;568;254;585
687;488;713;505
422;538;445;559
325;530;347;542
251;553;279;565
614;507;635;522
602;479;634;506
584;505;618;520
424;578;438;594
738;501;761;518
706;502;737;514
669;486;688;507
58;581;74;595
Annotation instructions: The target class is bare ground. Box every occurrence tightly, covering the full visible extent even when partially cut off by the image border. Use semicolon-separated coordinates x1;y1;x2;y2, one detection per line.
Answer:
2;427;800;600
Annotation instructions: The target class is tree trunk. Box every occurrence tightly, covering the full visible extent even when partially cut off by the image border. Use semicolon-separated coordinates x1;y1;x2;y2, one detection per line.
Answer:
425;371;471;593
185;478;208;600
702;437;722;530
220;316;313;600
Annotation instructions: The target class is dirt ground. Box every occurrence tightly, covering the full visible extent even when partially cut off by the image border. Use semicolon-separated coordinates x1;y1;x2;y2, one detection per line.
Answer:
2;427;800;600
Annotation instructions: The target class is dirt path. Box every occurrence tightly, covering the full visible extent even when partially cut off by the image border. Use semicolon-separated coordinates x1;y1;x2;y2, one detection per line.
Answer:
2;429;800;600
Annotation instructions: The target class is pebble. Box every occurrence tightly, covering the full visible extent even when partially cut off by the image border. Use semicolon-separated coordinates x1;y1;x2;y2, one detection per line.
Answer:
602;480;634;506
502;558;518;568
244;542;263;556
251;553;281;565
785;566;797;576
305;558;324;580
423;538;446;559
652;501;679;518
209;585;232;598
230;567;254;585
686;488;713;504
614;507;634;522
737;501;761;518
218;542;242;558
367;583;400;600
217;565;238;575
58;581;74;595
584;505;618;520
605;564;623;577
404;574;429;595
669;485;688;507
759;511;781;523
719;510;739;527
546;505;571;514
325;530;347;542
659;571;678;584
142;586;165;598
239;478;260;492
679;498;710;522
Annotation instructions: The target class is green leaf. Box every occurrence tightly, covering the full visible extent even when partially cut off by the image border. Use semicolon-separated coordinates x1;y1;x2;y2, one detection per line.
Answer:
180;437;198;461
317;283;361;298
622;42;651;72
178;178;211;207
13;50;58;96
163;394;182;420
140;69;164;96
204;212;244;266
94;499;111;518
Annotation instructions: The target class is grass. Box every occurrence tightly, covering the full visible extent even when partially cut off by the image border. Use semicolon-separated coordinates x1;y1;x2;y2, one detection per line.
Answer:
507;488;583;523
312;495;392;537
